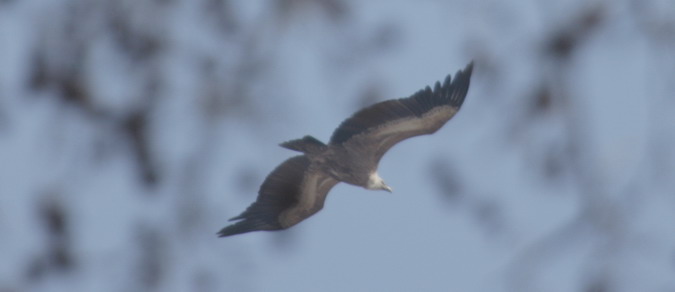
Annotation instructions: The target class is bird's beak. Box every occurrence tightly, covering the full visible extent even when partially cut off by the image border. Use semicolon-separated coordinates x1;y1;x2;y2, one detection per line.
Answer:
383;184;393;193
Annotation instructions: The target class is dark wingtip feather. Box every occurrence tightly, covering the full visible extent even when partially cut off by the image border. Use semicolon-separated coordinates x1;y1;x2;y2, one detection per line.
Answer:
434;81;442;92
217;219;281;237
217;222;247;237
443;74;452;88
442;61;473;108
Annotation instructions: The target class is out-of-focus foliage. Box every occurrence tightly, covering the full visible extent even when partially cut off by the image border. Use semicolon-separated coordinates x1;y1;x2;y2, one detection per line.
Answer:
1;0;674;291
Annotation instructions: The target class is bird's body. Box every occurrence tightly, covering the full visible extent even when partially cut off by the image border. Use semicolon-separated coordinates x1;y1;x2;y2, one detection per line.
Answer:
218;62;474;237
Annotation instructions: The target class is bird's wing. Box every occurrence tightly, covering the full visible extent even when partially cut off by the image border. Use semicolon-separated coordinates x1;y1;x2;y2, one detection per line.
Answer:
329;62;473;161
218;155;339;237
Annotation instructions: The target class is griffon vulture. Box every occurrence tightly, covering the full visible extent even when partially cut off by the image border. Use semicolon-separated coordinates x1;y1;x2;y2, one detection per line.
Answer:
218;62;473;237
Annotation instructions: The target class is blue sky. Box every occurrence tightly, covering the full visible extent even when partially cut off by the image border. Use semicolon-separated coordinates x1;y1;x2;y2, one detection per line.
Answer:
1;1;674;291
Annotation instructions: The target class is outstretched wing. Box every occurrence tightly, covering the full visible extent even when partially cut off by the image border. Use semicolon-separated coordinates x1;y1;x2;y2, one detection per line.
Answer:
218;155;339;237
330;62;473;161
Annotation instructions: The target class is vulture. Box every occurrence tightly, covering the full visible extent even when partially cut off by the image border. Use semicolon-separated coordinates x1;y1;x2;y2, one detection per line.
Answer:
218;62;473;237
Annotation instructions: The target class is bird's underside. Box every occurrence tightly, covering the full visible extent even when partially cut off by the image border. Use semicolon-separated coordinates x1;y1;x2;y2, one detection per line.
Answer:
218;62;473;237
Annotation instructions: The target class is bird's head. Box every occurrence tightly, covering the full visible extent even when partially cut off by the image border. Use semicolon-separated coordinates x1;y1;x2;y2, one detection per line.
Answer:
366;172;393;193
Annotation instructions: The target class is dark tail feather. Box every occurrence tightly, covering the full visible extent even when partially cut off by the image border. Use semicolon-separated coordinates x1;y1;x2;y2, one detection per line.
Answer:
279;135;327;154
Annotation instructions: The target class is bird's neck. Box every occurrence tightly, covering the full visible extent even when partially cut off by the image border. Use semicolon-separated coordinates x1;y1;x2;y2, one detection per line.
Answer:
365;172;384;190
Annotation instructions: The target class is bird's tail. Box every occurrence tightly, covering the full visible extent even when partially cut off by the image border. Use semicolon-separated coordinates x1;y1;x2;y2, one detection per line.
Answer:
280;135;327;155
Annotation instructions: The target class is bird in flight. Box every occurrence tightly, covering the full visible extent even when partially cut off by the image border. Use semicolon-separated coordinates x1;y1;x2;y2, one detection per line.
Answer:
218;62;473;237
